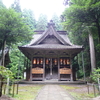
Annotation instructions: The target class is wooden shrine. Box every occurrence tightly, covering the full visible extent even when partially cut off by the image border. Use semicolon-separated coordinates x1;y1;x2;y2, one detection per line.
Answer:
18;20;83;81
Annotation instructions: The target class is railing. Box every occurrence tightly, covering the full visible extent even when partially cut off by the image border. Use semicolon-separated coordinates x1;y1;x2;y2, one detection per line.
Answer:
87;83;100;97
1;81;19;97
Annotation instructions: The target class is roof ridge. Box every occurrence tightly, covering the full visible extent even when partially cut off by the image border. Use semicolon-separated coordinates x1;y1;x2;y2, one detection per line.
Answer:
31;24;72;46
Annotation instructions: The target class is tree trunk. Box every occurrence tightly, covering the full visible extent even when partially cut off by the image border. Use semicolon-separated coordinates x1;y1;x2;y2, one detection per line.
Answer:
89;33;96;72
0;41;6;96
96;19;100;41
2;41;6;66
0;75;3;97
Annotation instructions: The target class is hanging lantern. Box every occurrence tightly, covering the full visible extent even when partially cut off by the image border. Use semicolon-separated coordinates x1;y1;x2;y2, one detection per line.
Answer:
33;58;36;64
67;59;70;65
37;58;39;64
54;59;57;65
63;59;66;65
40;58;43;64
46;59;49;64
60;58;63;65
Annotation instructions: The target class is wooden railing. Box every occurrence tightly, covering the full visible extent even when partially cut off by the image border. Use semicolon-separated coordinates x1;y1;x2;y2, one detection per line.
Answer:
32;67;44;74
59;68;72;74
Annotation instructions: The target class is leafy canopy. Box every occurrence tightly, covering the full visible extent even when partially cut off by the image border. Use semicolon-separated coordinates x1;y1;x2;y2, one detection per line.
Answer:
90;68;100;83
0;8;33;50
22;9;36;30
0;66;13;79
63;0;100;39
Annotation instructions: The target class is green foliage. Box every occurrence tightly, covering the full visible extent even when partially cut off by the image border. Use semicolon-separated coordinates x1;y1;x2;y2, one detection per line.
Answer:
61;85;95;99
62;0;100;77
51;13;63;30
7;44;26;79
36;14;48;30
14;85;43;100
90;68;100;83
0;66;13;79
63;0;100;39
77;68;84;78
0;8;33;50
11;0;21;12
61;85;79;90
22;9;36;30
0;0;6;8
0;7;33;79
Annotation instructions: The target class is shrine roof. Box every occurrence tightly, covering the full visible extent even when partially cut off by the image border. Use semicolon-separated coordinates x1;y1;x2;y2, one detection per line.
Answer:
21;44;83;50
18;20;83;59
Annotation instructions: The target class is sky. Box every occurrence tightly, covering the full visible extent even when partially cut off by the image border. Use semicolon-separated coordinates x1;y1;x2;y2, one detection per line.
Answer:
3;0;66;20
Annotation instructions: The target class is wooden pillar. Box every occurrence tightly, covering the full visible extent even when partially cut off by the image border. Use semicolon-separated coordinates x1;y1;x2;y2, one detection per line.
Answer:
30;56;33;81
58;57;60;80
82;52;86;81
70;55;73;81
43;57;45;81
50;58;52;79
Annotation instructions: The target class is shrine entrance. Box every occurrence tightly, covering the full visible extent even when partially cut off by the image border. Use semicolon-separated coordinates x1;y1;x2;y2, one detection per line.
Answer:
45;58;58;80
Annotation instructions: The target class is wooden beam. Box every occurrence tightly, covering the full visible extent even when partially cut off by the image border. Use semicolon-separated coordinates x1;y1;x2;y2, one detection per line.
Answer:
58;58;60;80
43;57;45;81
30;56;33;81
50;58;52;79
70;55;73;81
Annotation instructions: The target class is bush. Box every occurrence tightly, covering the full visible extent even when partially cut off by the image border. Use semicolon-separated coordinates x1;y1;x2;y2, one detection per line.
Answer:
90;68;100;83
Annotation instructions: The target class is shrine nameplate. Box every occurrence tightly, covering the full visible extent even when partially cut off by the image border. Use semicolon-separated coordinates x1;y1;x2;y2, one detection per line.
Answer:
60;68;71;74
32;67;43;74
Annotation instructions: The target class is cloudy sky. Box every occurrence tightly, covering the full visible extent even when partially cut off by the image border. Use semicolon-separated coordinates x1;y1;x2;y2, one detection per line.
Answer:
3;0;66;20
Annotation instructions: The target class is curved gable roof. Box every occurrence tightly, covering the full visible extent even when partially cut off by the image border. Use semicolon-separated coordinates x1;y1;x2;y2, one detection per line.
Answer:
30;20;72;46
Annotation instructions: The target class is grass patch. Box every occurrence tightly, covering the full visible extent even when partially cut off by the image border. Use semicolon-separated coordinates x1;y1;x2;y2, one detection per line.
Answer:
13;84;43;100
69;92;94;100
60;85;98;100
61;85;79;90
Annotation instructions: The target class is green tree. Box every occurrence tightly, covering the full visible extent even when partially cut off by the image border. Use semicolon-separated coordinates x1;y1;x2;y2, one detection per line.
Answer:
52;13;63;30
0;7;33;96
0;66;13;96
0;8;33;65
22;9;36;30
63;0;100;40
90;68;100;83
7;43;26;79
11;0;21;12
36;14;48;30
0;0;6;8
62;0;100;76
7;42;31;80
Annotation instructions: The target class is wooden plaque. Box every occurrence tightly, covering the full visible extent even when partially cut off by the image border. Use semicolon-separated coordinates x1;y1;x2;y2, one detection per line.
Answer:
59;68;72;74
32;67;44;74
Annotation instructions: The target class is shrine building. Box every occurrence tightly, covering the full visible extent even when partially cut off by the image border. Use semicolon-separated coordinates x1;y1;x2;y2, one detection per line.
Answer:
18;20;83;81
